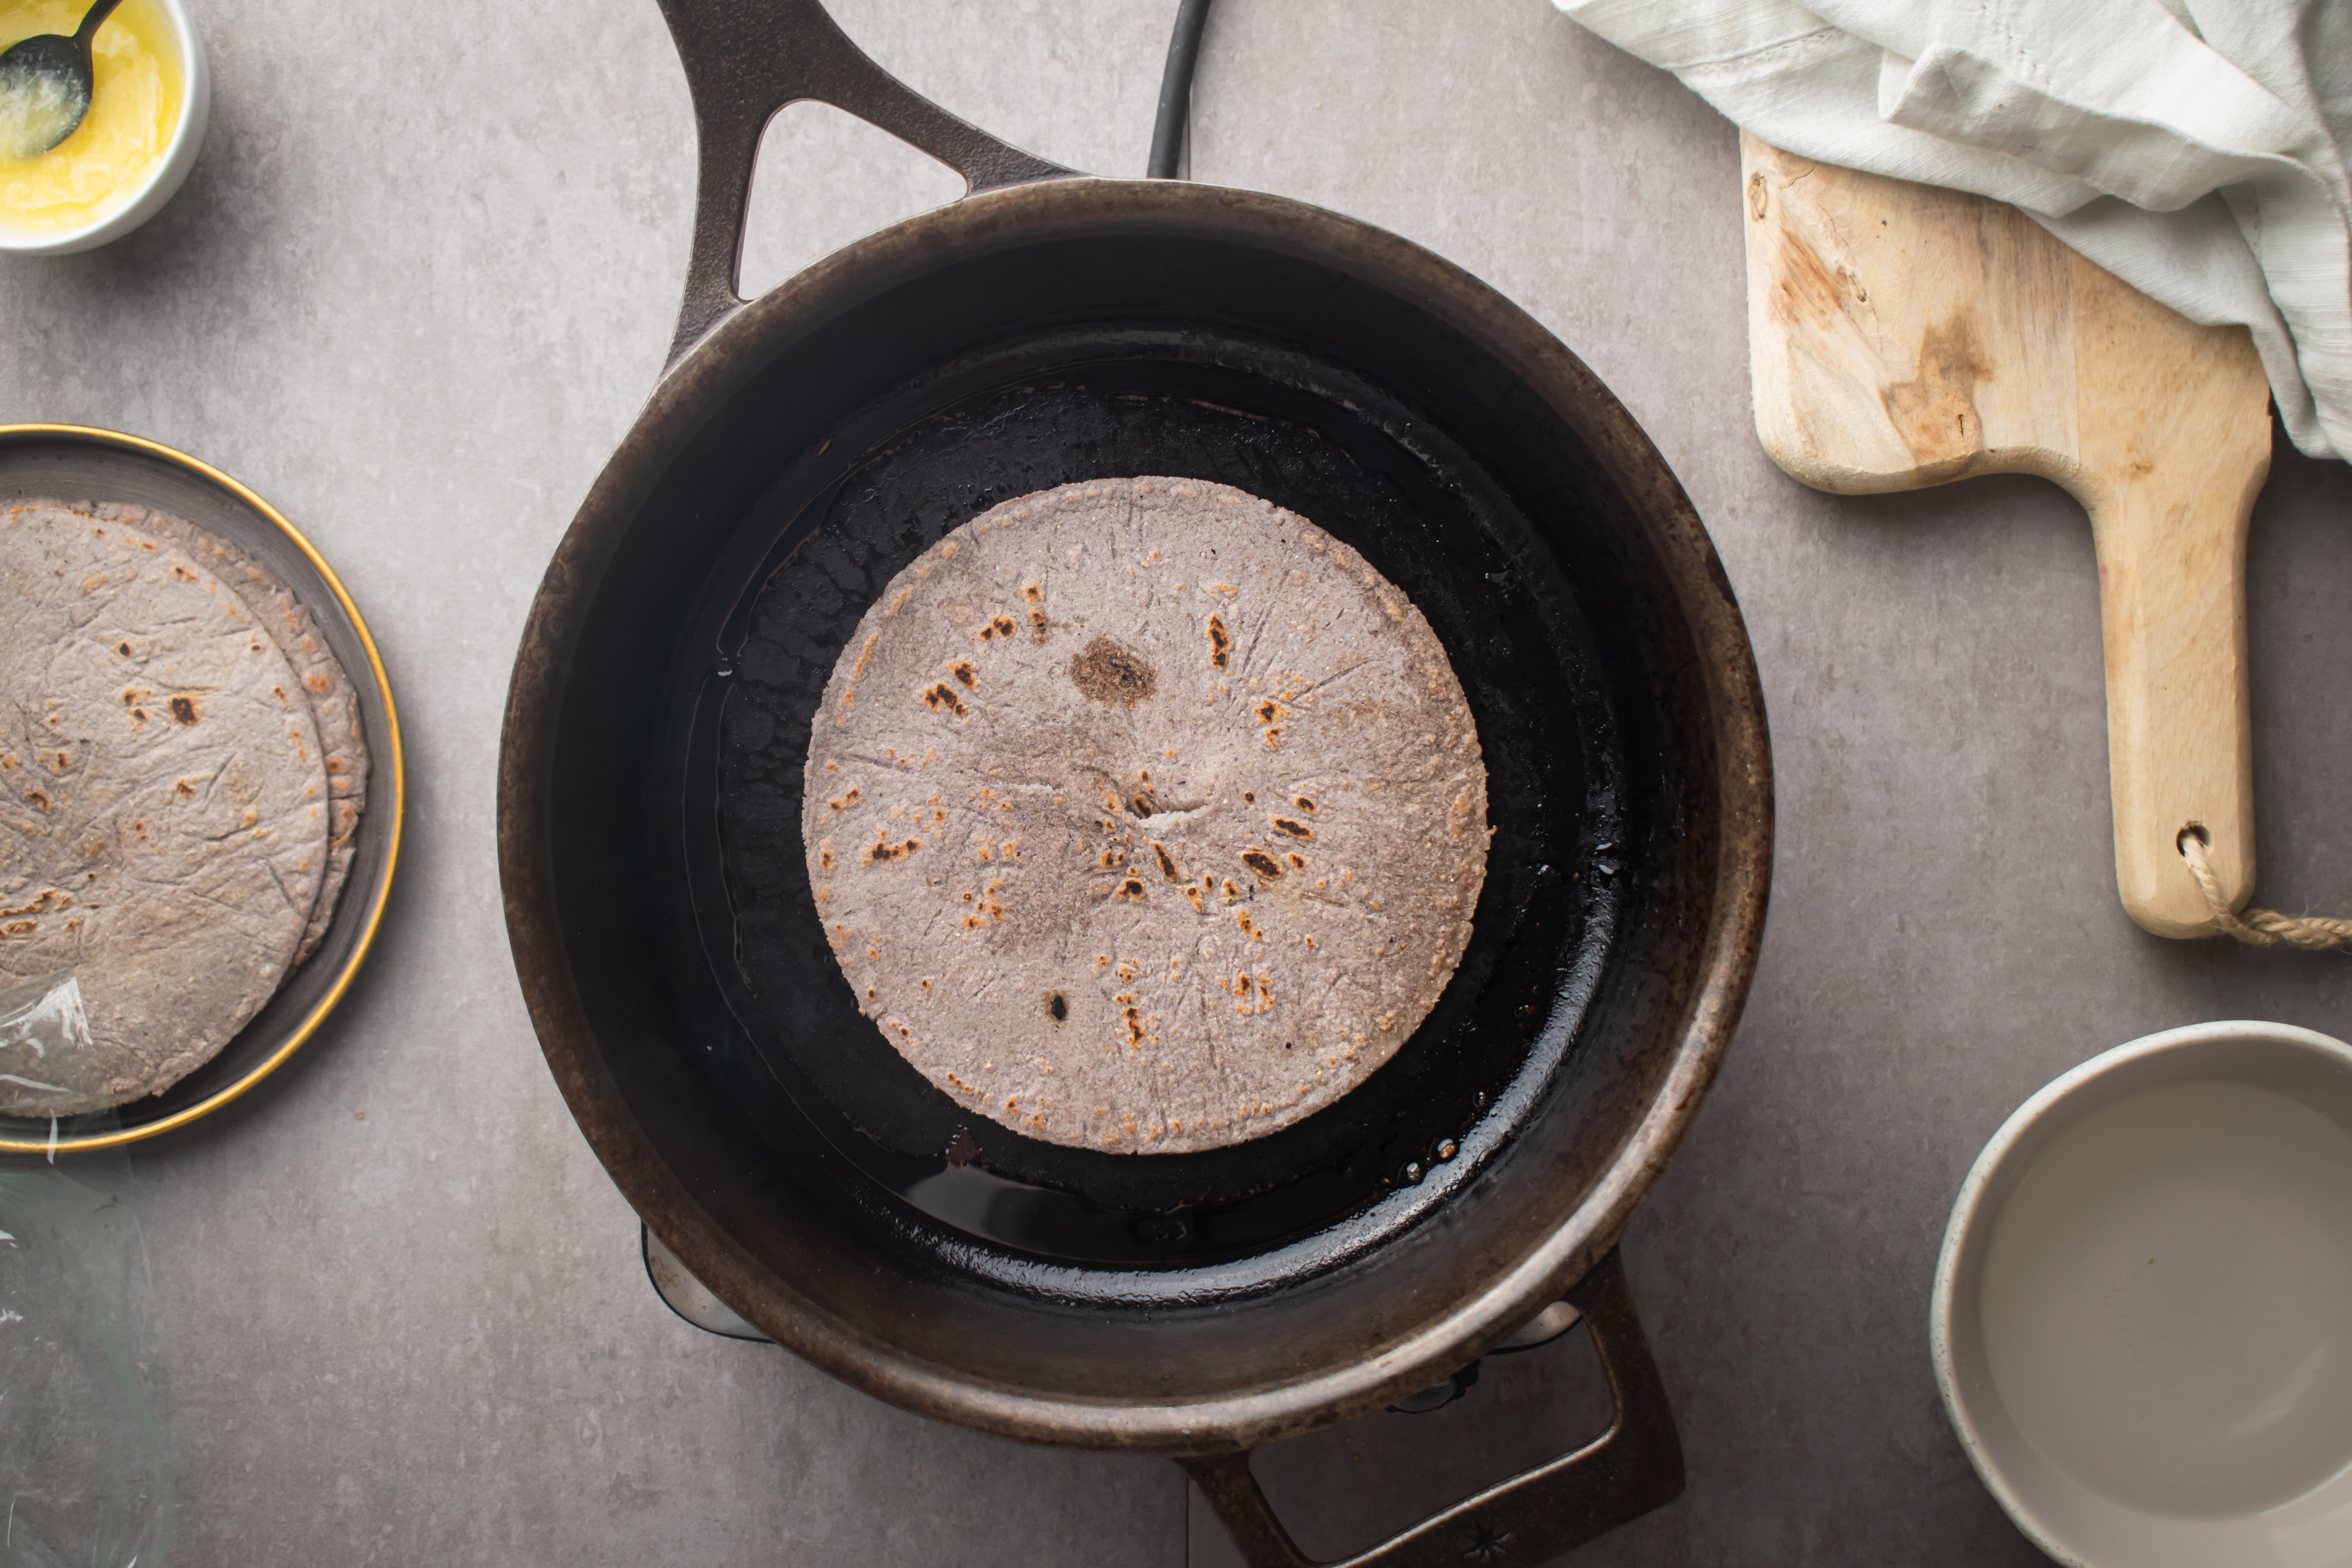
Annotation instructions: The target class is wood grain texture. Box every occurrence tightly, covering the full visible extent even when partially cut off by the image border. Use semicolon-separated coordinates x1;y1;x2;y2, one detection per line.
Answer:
1740;132;2273;938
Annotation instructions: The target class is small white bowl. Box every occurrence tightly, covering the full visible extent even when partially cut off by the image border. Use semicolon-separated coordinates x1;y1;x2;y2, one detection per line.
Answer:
1933;1020;2352;1567
0;0;210;256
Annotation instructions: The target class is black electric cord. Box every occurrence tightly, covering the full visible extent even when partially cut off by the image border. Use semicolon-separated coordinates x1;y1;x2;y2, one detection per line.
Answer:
1147;0;1213;178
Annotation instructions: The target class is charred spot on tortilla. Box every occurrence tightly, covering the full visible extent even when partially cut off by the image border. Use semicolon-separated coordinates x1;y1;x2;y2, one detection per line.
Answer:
168;695;198;724
1069;636;1156;705
800;477;1488;1155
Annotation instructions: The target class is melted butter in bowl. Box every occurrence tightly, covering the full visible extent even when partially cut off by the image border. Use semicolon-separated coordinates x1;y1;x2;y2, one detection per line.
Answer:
0;0;194;245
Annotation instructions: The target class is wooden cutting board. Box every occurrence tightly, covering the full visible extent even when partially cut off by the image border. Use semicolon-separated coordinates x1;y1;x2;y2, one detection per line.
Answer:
1739;132;2274;939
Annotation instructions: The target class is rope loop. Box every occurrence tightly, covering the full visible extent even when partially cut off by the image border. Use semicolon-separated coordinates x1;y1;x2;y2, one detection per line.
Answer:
2179;831;2352;950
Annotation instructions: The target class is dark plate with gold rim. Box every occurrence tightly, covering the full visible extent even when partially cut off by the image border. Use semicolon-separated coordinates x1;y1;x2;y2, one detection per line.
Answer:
0;425;403;1155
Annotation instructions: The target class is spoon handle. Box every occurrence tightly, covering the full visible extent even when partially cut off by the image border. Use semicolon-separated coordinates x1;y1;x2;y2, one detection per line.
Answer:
73;0;125;48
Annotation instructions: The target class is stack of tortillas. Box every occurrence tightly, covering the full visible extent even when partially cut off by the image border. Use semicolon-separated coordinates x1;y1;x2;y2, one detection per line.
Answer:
803;477;1489;1156
0;499;368;1116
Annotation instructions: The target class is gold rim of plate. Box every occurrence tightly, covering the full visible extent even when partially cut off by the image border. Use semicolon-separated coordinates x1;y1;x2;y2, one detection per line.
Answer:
0;424;404;1153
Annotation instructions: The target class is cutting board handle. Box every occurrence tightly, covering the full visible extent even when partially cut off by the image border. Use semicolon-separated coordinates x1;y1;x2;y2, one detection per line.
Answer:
2082;455;2261;936
2066;256;2270;938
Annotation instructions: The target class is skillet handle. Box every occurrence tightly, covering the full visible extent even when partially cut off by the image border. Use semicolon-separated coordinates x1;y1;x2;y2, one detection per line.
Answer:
1178;1249;1683;1567
652;0;1076;369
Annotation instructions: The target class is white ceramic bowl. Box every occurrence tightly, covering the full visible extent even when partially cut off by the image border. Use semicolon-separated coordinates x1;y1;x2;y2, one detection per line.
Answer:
0;0;210;256
1933;1020;2352;1567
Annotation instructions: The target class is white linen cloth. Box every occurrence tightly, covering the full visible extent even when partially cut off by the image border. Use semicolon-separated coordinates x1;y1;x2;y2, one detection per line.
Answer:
1556;0;2352;461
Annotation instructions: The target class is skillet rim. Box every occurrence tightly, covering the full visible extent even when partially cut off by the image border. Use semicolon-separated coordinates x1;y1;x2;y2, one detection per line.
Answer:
496;174;1773;1451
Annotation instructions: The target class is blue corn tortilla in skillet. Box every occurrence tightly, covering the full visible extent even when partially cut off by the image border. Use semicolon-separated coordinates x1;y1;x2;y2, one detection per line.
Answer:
800;475;1491;1157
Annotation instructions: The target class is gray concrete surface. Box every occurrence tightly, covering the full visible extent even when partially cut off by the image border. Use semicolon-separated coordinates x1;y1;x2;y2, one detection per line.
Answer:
2;0;2347;1563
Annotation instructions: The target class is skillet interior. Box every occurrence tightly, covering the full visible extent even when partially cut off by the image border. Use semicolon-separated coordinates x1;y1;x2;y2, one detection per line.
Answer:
503;179;1763;1440
679;330;1620;1285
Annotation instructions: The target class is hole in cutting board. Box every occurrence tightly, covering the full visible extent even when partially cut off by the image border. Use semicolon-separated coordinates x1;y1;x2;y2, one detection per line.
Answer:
738;101;965;301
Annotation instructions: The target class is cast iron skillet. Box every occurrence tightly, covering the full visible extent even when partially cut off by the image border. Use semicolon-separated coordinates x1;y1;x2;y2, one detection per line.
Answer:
495;2;1772;1562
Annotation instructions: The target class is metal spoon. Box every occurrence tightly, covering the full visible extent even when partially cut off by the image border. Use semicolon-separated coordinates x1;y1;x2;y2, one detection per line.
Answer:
0;0;127;160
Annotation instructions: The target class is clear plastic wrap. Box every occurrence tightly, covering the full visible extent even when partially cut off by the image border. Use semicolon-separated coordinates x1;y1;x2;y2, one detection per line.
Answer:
0;974;91;1105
